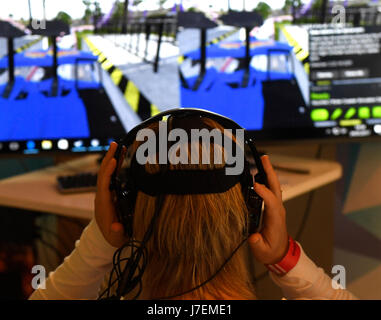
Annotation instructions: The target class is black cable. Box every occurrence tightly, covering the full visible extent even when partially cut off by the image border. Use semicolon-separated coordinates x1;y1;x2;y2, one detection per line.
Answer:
98;240;143;299
102;144;326;296
100;195;248;300
315;144;324;159
115;195;164;299
100;248;147;300
294;144;323;242
294;191;315;241
132;278;143;300
98;236;149;299
117;195;164;298
155;237;249;300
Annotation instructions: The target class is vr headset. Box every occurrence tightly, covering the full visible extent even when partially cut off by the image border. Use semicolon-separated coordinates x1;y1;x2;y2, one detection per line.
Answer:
111;108;268;237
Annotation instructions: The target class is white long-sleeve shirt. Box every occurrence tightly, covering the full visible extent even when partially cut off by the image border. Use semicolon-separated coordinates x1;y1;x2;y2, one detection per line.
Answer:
29;219;356;300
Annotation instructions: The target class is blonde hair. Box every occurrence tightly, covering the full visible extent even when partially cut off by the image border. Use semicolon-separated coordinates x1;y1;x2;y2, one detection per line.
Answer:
128;117;256;300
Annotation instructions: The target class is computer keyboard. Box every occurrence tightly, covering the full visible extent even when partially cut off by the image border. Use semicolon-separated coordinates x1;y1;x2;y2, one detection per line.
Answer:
56;172;98;194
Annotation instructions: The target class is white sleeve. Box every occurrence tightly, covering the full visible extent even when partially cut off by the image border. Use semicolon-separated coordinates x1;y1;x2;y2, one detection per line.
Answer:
29;219;117;300
269;243;357;300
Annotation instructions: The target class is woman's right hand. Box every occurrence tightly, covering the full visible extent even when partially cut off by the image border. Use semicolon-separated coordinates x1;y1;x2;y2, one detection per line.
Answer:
94;142;128;248
248;155;289;265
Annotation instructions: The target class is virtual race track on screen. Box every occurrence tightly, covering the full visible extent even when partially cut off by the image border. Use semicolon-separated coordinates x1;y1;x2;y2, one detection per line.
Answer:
0;40;125;142
0;25;312;144
95;24;311;134
178;28;311;130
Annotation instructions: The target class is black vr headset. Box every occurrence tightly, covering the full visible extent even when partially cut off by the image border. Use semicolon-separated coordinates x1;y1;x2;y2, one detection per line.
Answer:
111;108;268;238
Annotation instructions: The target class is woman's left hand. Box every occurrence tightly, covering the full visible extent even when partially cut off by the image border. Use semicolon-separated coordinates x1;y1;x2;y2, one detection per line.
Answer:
248;155;289;265
94;142;128;248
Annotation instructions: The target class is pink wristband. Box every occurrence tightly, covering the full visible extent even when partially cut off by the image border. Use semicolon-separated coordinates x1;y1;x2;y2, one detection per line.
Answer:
265;236;301;276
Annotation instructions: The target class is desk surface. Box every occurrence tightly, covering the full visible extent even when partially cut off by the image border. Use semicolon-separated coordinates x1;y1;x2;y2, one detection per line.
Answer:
0;155;342;220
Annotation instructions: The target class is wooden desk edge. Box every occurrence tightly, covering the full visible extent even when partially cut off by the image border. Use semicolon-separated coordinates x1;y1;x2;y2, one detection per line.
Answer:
0;155;343;219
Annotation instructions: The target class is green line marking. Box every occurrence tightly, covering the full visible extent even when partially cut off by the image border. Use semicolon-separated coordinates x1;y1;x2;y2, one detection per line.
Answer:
310;92;330;100
316;80;331;86
373;106;381;118
331;108;342;120
358;107;370;119
340;119;361;126
311;108;329;122
344;108;356;119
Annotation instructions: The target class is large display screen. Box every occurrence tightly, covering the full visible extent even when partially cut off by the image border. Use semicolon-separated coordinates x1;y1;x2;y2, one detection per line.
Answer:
178;23;381;140
1;13;381;155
